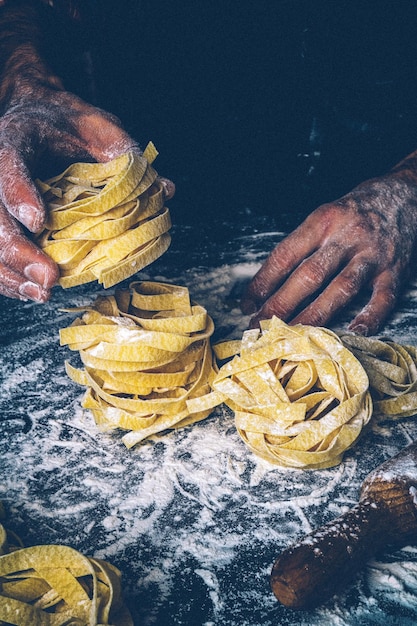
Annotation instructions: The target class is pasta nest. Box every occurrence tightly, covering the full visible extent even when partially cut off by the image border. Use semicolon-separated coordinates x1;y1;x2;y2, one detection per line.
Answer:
60;281;217;448
36;143;171;289
188;317;372;469
0;504;132;625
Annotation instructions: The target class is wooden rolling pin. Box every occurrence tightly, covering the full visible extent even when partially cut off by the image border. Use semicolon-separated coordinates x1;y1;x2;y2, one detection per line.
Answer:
271;441;417;608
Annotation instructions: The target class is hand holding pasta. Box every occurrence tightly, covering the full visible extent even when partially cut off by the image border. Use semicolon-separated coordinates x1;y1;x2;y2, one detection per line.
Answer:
0;88;144;302
0;1;174;302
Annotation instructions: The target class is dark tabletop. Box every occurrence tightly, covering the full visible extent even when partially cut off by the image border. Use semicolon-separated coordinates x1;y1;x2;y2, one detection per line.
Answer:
2;209;417;625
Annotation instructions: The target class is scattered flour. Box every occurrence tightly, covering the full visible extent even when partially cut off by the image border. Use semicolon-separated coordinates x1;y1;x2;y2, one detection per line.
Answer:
1;220;417;625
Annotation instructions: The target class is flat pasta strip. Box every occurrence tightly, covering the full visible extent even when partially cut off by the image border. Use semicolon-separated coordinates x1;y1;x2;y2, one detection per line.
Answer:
61;281;217;447
187;317;372;470
35;144;171;289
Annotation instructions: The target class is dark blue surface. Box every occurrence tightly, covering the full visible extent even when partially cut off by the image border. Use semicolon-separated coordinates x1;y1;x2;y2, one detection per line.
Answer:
87;0;417;228
3;2;417;622
1;214;417;625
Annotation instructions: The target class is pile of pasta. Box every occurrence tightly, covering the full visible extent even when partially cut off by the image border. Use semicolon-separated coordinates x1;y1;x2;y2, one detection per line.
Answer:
36;143;171;289
60;281;217;448
60;288;417;468
0;505;132;626
187;317;373;470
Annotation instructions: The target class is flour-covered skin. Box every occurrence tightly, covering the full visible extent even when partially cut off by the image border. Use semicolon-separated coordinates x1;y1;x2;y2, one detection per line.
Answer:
241;165;417;336
0;2;174;302
0;94;138;302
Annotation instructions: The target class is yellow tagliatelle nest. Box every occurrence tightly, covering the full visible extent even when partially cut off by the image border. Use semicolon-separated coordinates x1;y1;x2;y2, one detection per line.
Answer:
340;334;417;418
0;510;132;625
60;281;217;448
187;317;372;469
36;143;171;289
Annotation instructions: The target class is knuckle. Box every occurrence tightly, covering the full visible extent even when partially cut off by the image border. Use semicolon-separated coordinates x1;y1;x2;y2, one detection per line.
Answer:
376;289;397;309
309;310;330;327
249;267;278;301
266;254;292;281
0;236;20;266
300;260;327;287
259;296;291;321
336;257;375;298
248;278;269;302
0;262;19;297
338;272;363;297
297;307;329;327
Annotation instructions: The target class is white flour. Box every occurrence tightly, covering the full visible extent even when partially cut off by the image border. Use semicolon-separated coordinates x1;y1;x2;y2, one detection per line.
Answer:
1;217;417;625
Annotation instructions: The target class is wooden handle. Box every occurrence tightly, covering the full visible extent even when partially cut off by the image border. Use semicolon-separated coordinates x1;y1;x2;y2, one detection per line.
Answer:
271;442;417;608
271;499;383;608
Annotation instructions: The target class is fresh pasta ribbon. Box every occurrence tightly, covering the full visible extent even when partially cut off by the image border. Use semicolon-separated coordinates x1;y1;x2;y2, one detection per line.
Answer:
60;281;217;448
36;144;171;289
0;518;132;626
188;317;372;470
340;334;417;418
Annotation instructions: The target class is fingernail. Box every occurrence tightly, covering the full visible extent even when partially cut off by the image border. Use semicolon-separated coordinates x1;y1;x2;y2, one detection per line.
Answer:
160;178;175;199
19;281;46;302
348;323;369;336
16;204;44;232
25;263;49;288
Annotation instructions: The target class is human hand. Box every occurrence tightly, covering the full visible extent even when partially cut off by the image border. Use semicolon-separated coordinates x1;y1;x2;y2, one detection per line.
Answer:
0;87;175;302
241;175;417;335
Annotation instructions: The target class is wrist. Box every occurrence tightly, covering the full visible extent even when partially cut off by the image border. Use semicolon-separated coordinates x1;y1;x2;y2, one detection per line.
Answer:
0;0;88;111
0;45;64;110
0;2;63;110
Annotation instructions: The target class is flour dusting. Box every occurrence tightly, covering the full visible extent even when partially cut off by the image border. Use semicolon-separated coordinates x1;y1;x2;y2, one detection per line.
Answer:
1;216;417;625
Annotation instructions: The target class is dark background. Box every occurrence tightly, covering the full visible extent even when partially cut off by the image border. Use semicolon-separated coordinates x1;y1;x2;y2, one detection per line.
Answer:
66;0;417;231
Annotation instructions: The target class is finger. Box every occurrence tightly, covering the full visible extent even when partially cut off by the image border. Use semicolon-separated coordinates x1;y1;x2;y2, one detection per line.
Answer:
158;177;176;200
45;98;139;163
348;270;399;336
241;221;324;315
248;242;347;327
54;124;176;199
73;110;139;163
292;256;376;327
0;260;51;302
0;206;59;294
0;147;46;232
77;116;176;196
